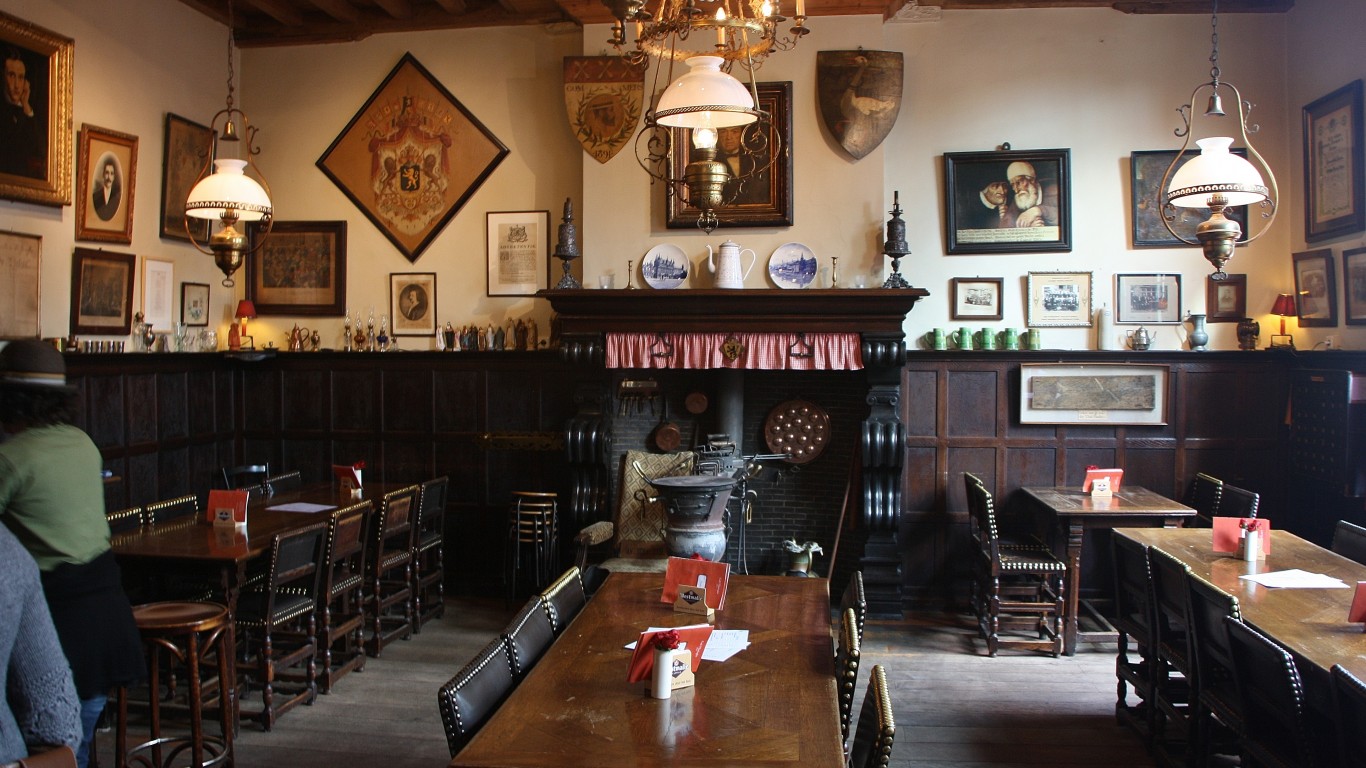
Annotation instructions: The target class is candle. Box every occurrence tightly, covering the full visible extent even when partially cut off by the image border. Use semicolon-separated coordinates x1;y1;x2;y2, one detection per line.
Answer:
796;0;804;16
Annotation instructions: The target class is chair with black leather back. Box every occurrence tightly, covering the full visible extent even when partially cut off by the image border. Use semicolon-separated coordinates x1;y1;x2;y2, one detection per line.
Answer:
437;637;516;757
835;606;861;749
106;505;145;533
1111;532;1157;744
540;566;587;634
144;494;200;525
841;571;867;647
316;500;371;694
1216;483;1260;520
219;463;270;491
848;664;895;768
965;476;1065;657
1185;472;1224;528
413;476;450;632
1146;546;1193;754
501;596;555;679
264;470;302;494
1333;520;1366;566
1225;616;1316;768
366;485;419;657
1333;663;1366;768
235;520;328;730
1186;572;1244;766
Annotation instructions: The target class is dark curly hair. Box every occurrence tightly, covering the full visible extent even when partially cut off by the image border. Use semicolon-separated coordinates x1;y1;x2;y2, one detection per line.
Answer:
0;385;74;428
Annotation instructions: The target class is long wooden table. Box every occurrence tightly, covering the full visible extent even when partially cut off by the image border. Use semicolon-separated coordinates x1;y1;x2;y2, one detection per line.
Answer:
1022;486;1195;655
111;482;403;613
1114;527;1366;722
450;572;845;768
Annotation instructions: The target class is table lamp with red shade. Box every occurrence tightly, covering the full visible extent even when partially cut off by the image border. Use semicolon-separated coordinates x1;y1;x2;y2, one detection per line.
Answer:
231;299;256;351
1269;293;1296;349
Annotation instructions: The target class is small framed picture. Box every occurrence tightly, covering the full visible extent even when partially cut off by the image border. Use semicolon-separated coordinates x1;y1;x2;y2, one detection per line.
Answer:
75;124;138;244
1115;274;1182;324
486;210;549;297
181;282;210;327
0;230;41;339
1293;248;1337;327
70;248;135;335
1206;274;1247;323
390;272;437;337
950;277;1004;321
141;257;175;331
1343;247;1366;326
943;148;1072;255
1026;271;1092;328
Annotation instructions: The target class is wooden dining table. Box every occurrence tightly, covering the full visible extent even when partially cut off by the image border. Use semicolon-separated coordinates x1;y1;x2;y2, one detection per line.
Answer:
449;572;846;768
110;481;403;613
1114;527;1366;724
1021;486;1196;655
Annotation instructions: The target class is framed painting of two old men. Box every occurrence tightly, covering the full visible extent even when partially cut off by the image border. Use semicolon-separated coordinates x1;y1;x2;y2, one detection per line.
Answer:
944;148;1072;255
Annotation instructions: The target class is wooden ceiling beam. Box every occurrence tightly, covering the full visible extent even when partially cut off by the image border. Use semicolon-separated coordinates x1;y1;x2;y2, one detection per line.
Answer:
239;0;306;25
431;0;469;14
305;0;363;22
371;0;416;19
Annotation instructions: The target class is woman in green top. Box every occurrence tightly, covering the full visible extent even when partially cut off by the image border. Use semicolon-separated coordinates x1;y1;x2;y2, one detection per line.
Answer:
0;340;143;768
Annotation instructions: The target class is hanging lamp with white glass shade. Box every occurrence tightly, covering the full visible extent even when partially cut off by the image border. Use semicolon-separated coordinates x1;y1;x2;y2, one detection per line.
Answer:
1158;0;1276;278
185;2;273;287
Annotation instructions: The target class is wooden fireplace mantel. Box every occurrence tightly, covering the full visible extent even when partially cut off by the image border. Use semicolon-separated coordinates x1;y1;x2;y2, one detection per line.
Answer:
539;288;928;336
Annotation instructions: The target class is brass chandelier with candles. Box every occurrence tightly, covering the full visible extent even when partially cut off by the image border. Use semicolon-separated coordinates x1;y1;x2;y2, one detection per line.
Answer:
605;0;809;232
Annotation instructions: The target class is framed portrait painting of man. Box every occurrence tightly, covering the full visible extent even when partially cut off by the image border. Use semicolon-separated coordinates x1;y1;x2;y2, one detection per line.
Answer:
666;81;794;230
0;11;73;207
70;248;135;335
390;272;437;337
75;124;138;244
944;148;1072;254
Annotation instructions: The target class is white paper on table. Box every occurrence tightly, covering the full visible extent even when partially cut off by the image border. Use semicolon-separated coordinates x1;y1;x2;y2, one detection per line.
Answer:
266;502;336;514
625;627;750;661
1238;569;1350;589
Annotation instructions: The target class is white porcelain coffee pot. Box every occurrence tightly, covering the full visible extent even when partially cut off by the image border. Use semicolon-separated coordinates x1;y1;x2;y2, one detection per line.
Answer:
706;240;756;289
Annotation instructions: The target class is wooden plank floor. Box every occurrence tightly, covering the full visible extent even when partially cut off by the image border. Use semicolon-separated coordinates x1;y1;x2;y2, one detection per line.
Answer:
100;599;1154;767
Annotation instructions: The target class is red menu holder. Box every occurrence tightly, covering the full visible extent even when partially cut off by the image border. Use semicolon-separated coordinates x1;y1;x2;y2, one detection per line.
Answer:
332;464;363;495
1350;582;1366;630
1212;517;1271;556
206;489;249;528
662;556;730;612
1082;468;1123;497
626;624;714;684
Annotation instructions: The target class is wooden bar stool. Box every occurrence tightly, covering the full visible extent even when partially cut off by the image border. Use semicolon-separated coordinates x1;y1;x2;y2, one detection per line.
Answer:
117;601;234;768
506;492;558;603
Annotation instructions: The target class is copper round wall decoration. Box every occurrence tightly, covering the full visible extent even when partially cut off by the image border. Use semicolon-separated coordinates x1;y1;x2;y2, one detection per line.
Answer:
764;399;831;464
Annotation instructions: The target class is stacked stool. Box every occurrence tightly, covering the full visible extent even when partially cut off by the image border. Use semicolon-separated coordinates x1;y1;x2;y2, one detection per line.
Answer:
117;601;234;768
506;492;558;603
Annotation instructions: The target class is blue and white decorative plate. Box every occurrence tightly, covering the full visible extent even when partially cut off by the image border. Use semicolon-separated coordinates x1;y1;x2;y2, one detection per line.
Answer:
768;243;817;289
642;244;689;289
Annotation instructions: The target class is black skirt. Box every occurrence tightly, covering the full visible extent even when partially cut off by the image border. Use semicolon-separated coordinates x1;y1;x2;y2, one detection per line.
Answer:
41;549;146;699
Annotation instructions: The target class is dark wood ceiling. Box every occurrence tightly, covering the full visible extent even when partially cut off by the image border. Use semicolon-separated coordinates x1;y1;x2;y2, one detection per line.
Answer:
177;0;1292;48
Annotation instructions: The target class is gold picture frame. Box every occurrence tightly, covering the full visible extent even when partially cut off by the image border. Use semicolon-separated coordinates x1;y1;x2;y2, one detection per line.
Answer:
0;11;73;207
317;53;508;263
75;124;138;244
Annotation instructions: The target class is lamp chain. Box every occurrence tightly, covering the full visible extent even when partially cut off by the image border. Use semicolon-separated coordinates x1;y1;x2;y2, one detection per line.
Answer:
1207;0;1220;85
224;0;237;113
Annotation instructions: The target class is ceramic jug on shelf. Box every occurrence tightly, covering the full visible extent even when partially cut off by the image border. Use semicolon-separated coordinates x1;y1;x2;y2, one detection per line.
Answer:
706;240;756;289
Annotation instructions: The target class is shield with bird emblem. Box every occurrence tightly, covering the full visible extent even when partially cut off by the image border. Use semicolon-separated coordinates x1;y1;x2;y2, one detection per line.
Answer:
816;50;903;160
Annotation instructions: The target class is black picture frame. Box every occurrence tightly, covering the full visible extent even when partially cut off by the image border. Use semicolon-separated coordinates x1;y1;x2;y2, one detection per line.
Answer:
69;248;135;335
1293;248;1337;327
944;148;1071;254
949;277;1004;321
245;221;348;316
1303;80;1365;243
1130;149;1250;247
161;113;213;243
180;282;209;327
1344;247;1366;326
1206;274;1247;323
666;81;793;229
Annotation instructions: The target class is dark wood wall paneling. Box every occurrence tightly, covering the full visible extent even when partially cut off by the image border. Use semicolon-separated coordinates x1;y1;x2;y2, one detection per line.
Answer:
64;349;1366;605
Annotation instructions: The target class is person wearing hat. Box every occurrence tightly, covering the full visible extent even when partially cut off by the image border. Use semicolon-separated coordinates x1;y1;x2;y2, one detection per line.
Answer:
1006;160;1058;228
0;340;144;768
